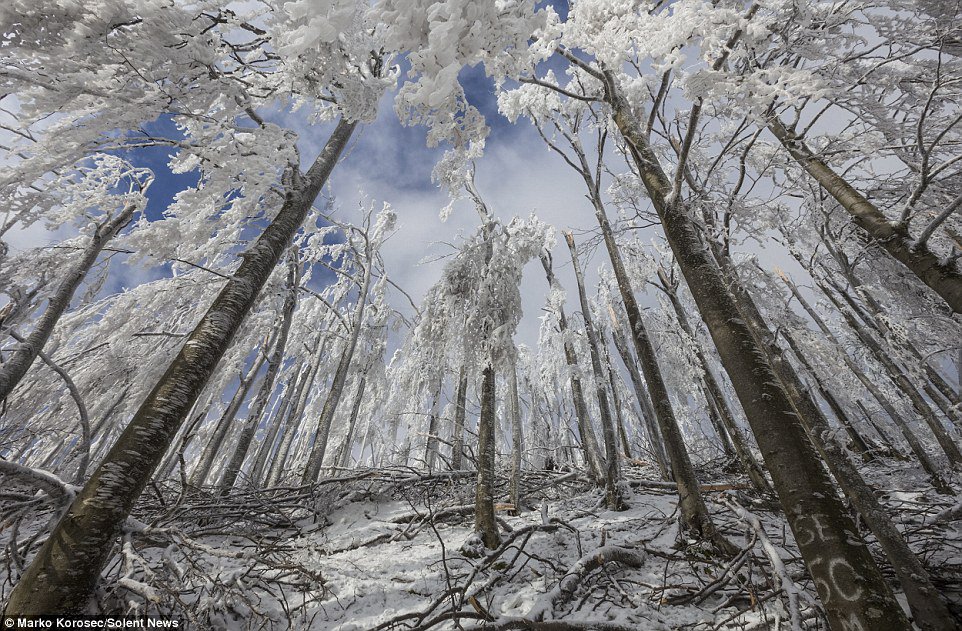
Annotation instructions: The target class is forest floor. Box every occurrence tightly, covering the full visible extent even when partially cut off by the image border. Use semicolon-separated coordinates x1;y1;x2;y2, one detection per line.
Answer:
2;461;961;630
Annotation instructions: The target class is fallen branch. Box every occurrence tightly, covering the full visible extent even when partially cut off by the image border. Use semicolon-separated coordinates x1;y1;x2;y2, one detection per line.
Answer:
721;496;803;631
0;459;74;501
525;545;647;621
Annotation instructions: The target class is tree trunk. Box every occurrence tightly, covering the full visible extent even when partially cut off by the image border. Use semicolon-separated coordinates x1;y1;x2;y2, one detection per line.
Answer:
817;280;962;468
776;271;955;490
3;119;356;616
190;352;267;486
336;373;367;469
607;306;670;479
301;243;373;484
474;363;501;548
779;330;874;459
768;116;962;313
266;352;319;487
219;255;300;493
539;252;604;482
424;376;443;472
657;268;773;495
604;359;633;460
590;201;721;540
508;360;524;513
249;370;298;486
0;202;137;403
606;78;908;628
780;328;957;629
450;364;468;470
565;232;625;510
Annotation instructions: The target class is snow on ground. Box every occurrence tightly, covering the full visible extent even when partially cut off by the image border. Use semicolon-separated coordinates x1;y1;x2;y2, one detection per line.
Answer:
2;463;961;629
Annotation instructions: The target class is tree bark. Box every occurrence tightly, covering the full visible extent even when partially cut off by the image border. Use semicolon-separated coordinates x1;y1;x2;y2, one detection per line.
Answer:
604;357;633;460
474;363;501;548
335;374;367;469
219;254;300;493
424;376;443;472
450;364;469;470
768;116;962;313
539;252;604;482
777;333;957;629
301;237;373;484
607;306;669;478
4;119;356;616
248;370;297;485
508;360;524;513
656;268;773;496
775;271;955;491
190;351;267;486
565;232;625;510
605;77;907;628
266;351;319;487
781;333;874;459
817;280;962;468
0;202;138;403
589;202;720;540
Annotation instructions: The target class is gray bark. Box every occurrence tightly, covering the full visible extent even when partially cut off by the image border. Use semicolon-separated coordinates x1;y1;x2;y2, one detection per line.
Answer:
768;116;962;312
0;202;137;403
607;306;669;479
777;271;954;491
539;252;605;481
4;119;356;616
190;352;266;487
474;363;501;548
219;254;300;493
450;364;468;470
604;76;907;628
565;232;625;510
508;360;523;513
588;202;720;540
301;236;373;484
336;374;367;469
656;268;773;496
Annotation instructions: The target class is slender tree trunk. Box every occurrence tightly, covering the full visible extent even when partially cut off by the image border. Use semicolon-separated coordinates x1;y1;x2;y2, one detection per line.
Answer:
604;359;633;460
0;202;138;403
301;247;373;484
539;252;604;482
605;79;908;628
565;233;625;510
700;383;736;458
768;116;962;312
856;400;903;458
723;255;958;628
607;306;670;478
424;376;443;472
657;269;772;495
776;271;955;489
590;202;721;539
190;352;267;486
266;352;319;487
778;330;874;458
811;233;962;415
336;373;367;469
778;331;957;628
474;362;501;548
155;392;215;483
249;370;298;485
450;364;468;470
816;279;962;467
3;119;356;616
508;360;523;513
219;255;300;493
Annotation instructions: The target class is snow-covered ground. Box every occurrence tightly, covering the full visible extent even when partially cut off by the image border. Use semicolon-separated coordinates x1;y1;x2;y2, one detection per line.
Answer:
2;463;961;630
